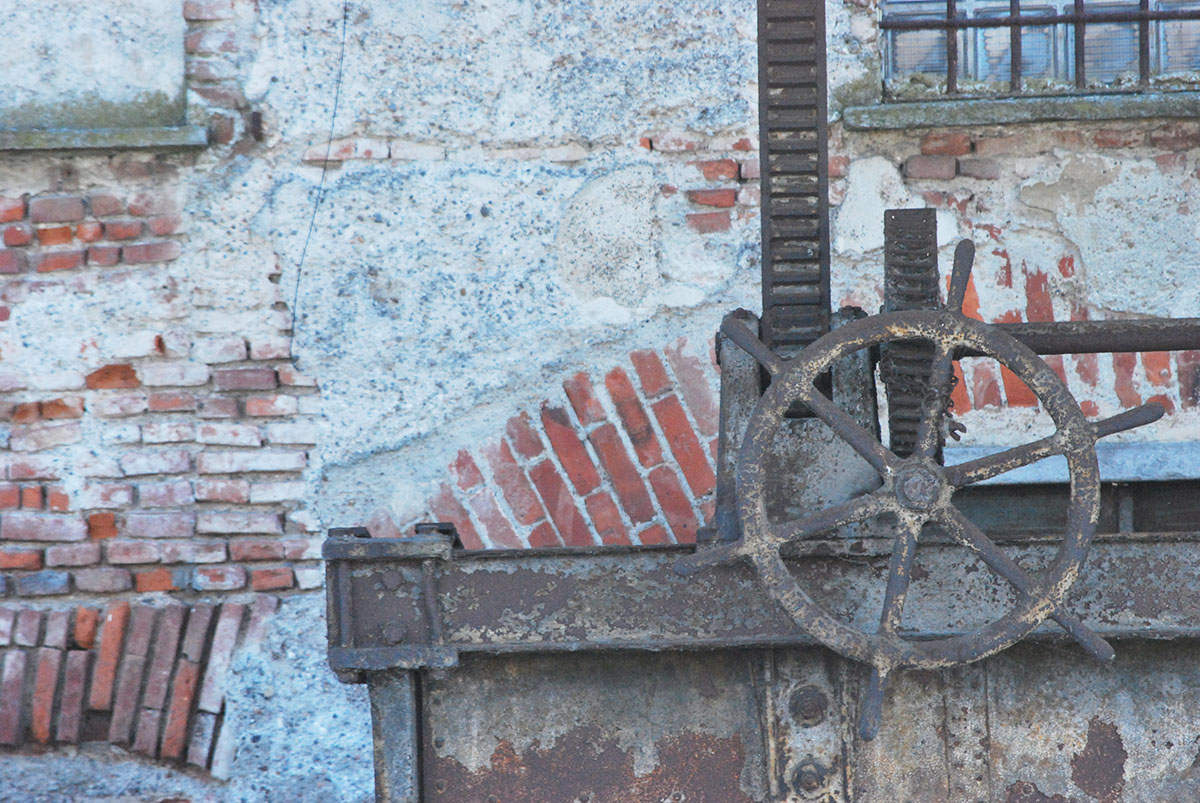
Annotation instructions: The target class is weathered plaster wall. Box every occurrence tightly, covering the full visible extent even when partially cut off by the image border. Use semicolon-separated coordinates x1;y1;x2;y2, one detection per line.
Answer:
0;0;1197;797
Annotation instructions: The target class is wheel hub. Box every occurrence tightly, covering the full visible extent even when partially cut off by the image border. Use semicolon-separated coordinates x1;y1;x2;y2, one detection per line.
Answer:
895;466;941;511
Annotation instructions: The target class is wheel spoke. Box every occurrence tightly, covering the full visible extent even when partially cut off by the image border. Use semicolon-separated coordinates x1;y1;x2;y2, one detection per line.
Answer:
802;389;900;478
720;314;785;378
939;506;1114;662
877;513;923;636
769;493;887;546
944;433;1062;487
858;666;891;741
912;341;957;459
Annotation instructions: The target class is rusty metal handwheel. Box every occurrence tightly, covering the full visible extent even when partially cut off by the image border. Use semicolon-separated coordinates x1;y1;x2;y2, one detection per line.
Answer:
686;242;1163;740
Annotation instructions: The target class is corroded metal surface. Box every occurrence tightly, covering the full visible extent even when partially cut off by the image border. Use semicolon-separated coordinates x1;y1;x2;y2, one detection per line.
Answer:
420;651;768;802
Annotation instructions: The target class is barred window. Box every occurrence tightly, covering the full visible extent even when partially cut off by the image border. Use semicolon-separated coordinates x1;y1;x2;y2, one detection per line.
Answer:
881;0;1200;98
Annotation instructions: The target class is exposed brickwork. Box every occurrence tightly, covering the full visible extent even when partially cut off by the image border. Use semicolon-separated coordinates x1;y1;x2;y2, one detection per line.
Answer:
0;599;273;768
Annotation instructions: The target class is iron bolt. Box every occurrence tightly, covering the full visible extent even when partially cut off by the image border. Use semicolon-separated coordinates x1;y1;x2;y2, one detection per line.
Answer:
791;759;827;794
380;570;403;591
382;622;408;644
433;737;445;748
434;780;447;793
789;685;828;727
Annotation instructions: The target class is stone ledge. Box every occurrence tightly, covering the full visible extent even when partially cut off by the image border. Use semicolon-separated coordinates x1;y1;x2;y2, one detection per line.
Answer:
843;92;1200;130
0;126;208;152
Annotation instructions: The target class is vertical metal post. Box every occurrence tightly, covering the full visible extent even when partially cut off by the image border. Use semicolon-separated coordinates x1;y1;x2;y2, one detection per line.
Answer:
947;0;960;93
368;670;421;803
1010;0;1023;92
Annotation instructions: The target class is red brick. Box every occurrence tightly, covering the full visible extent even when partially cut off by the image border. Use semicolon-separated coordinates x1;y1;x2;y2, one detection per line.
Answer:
0;651;28;745
691;158;738;180
79;479;133;508
109;606;156;743
467;490;523;548
0;609;12;646
107;540;161;564
0;549;41;570
197;511;281;534
184;0;234;20
15;610;41;645
87;245;121;266
244;395;298;416
1178;351;1200;408
1094;129;1144;149
450;449;484;490
135;567;179;592
89;601;130;710
1113;352;1142;407
11;402;39;423
972;363;1003;408
505;412;544;459
8;457;59;481
46;488;71;512
180;604;215;662
196;449;305;473
45;542;99;567
651;395;716;498
149;391;196;411
0;485;17;509
40;396;83;419
123;240;182;264
428;483;483;550
160;540;226;563
76;221;102;242
1149;122;1200;151
37;249;84;272
132;708;162;756
921;132;971;156
29;647;62;743
648;466;697;542
30;196;84;224
481;440;547;526
139;480;195;507
974;135;1024;157
664;339;719;437
143;604;186;710
562;372;606;425
827;155;850;178
999;366;1038;407
229;539;284;561
148;215;181;236
87;364;138;389
629;350;671;398
193;565;245;591
3;223;33;246
194;478;250;503
1024;269;1054;322
528;460;593;546
686;211;730;233
605;369;663;468
160;659;200;759
213;367;277;391
589;423;655;524
36;225;73;246
56;650;89;743
637;523;671;545
739;158;760;180
119;450;192;477
0;249;25;273
250;567;294;591
528;520;560;547
904;154;956;179
21;485;42;509
103;220;143;240
1;512;87;542
197;603;245;714
0;196;25;223
127;192;179;217
540;405;602;494
958;158;1000;180
686;188;736;208
88;512;118;540
584;491;630;545
1141;351;1172;387
40;610;67;649
88;194;123;217
73;568;133;593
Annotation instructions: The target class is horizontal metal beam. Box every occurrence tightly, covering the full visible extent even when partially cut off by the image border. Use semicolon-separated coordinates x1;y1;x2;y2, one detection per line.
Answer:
974;319;1200;356
324;534;1200;677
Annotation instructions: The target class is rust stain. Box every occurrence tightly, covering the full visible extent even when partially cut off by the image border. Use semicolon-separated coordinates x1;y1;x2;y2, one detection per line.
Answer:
430;726;753;802
1005;780;1069;803
1070;717;1127;803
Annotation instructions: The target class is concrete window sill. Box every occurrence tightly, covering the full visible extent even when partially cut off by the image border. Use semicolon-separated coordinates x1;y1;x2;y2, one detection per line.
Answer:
843;91;1200;130
0;125;209;152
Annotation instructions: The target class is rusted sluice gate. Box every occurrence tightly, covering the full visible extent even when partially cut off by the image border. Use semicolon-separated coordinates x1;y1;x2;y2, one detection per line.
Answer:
323;1;1200;800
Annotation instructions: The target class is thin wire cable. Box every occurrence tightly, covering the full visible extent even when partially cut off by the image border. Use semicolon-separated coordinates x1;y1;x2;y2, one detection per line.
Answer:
290;0;350;360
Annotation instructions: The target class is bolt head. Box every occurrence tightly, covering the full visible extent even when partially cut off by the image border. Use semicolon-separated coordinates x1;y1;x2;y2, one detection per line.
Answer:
788;685;828;727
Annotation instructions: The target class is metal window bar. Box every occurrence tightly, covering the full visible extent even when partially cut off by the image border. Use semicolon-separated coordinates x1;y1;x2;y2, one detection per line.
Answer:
881;2;1200;94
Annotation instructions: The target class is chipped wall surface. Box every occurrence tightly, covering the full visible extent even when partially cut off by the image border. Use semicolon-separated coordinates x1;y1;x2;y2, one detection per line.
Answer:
0;0;1199;797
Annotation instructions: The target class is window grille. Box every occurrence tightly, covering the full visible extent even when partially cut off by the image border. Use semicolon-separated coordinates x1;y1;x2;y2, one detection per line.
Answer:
881;0;1200;97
